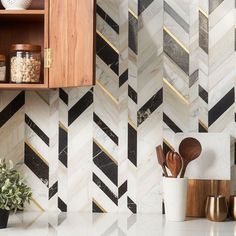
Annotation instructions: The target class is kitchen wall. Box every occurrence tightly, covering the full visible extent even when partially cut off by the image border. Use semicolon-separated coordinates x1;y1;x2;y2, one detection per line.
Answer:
0;0;235;213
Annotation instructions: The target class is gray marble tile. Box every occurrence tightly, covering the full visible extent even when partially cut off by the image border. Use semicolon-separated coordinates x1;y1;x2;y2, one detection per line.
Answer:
209;0;224;13
164;30;189;75
164;1;189;33
199;11;209;54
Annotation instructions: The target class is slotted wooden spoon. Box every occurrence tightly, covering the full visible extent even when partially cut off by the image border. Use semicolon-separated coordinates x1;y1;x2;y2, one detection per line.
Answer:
179;137;202;178
166;151;183;178
156;145;168;177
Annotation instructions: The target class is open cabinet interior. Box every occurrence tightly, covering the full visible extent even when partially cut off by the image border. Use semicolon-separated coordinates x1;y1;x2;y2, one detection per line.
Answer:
0;0;95;89
0;0;48;89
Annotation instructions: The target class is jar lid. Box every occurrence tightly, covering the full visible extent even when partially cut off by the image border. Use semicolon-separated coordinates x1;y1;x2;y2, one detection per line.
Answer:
10;44;41;52
0;54;5;61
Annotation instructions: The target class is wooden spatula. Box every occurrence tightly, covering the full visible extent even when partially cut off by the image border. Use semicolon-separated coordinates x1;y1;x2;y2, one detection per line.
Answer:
166;151;182;178
156;145;168;177
179;137;202;178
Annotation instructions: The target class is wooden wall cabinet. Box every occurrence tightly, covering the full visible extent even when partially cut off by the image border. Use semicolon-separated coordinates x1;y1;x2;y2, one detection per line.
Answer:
0;0;95;89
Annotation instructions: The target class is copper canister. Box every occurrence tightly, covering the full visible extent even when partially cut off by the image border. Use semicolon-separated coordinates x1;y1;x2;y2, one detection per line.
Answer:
229;195;236;220
205;195;228;222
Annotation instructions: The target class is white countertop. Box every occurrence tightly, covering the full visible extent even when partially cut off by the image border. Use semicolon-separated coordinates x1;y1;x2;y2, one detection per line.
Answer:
1;212;236;236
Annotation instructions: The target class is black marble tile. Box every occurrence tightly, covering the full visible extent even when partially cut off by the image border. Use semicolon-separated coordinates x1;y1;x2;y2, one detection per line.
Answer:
128;85;137;104
49;181;58;200
59;126;68;168
93;112;118;145
127;196;137;214
119;69;128;87
199;85;208;104
25;114;49;146
93;201;104;213
96;32;119;75
58;197;67;212
162;201;165;215
199;122;208;133
0;91;25;128
163;141;172;156
209;88;234;126
235;142;236;165
59;88;68;106
137;88;163;125
93;173;118;205
93;141;118;186
128;124;137;167
24;143;49;187
97;5;119;34
163;113;182;133
68;88;93;126
119;181;127;199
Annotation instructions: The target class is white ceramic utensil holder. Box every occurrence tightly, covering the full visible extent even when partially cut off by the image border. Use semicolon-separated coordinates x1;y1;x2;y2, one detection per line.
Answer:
1;0;32;10
163;177;188;222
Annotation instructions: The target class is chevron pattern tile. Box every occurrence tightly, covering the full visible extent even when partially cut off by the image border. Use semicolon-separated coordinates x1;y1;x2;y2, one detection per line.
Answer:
0;0;235;213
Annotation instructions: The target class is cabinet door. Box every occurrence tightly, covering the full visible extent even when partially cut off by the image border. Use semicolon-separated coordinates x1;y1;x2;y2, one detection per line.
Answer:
49;0;95;88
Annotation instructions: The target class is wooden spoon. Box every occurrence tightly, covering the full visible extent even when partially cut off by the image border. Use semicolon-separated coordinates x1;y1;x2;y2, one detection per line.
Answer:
156;145;168;177
179;137;202;178
166;151;183;178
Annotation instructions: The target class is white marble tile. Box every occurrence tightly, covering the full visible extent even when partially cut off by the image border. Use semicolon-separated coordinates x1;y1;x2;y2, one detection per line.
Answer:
209;0;234;28
174;133;231;180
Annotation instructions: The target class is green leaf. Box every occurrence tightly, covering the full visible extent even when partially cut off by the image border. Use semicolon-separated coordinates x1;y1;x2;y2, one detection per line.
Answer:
0;159;32;212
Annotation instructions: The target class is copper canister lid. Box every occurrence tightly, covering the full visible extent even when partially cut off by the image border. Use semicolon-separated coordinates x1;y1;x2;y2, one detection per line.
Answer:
10;44;41;52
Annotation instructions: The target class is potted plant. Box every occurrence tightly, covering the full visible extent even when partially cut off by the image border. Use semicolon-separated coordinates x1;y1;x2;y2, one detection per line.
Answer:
0;159;32;229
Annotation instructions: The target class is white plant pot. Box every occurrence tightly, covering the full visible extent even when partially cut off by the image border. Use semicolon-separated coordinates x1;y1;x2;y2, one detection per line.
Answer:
1;0;32;10
163;177;188;222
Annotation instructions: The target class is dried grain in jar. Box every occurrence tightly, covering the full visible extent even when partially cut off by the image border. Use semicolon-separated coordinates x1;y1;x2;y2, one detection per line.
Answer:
10;44;41;83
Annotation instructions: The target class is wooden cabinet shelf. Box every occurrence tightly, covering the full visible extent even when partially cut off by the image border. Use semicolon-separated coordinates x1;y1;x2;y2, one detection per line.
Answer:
0;0;95;89
0;10;45;21
0;83;48;89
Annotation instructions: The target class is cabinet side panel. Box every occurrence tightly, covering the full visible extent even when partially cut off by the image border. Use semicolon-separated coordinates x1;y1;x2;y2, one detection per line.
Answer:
49;0;95;88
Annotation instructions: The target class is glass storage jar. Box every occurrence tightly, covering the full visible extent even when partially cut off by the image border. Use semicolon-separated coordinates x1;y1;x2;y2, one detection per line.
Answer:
10;44;41;83
0;54;6;82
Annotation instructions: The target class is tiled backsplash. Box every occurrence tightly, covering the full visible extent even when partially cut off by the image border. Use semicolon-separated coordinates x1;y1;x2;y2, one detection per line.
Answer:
0;0;236;213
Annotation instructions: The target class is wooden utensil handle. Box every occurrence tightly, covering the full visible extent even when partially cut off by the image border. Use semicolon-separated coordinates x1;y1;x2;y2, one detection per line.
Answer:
180;164;187;178
162;165;168;177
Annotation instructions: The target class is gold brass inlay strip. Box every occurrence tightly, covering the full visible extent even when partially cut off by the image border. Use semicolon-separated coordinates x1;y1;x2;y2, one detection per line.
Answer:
25;141;49;166
199;7;209;18
93;198;107;213
163;78;189;105
128;118;137;131
59;121;68;132
163;139;174;151
31;198;45;212
128;8;138;19
163;26;189;54
93;138;118;166
96;30;119;54
199;119;208;131
96;80;119;105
